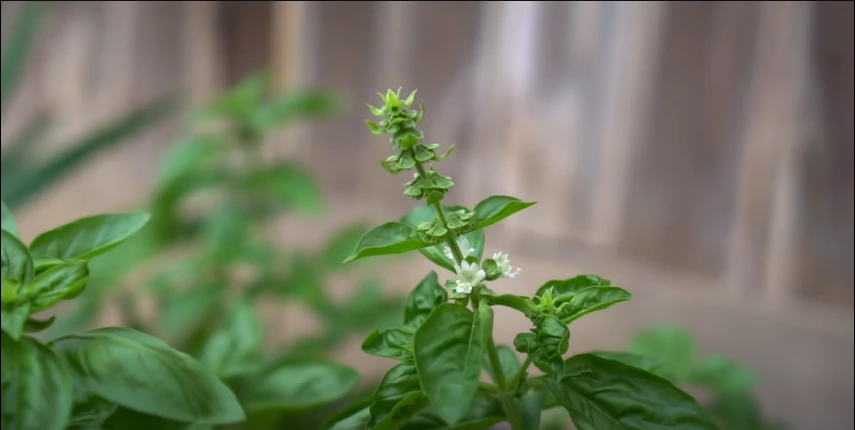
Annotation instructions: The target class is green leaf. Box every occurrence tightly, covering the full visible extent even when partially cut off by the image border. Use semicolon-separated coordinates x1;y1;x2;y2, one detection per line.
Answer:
1;0;45;110
343;278;404;331
1;332;73;430
1;301;30;340
483;344;520;383
1;202;18;237
532;315;570;374
404;271;448;327
521;391;544;430
362;328;413;361
31;253;64;275
420;230;484;273
68;393;117;430
535;275;611;298
401;393;504;430
400;205;484;272
242;162;323;215
197;301;262;379
320;223;370;269
200;204;251;262
369;360;428;430
250;88;346;129
471;195;536;230
557;286;632;324
102;407;212;430
23;314;55;333
321;398;372;430
29;212;151;261
690;355;758;394
24;261;89;312
548;353;718;430
706;391;766;430
413;303;483;425
2;97;175;209
344;222;429;263
157;283;224;341
629;325;697;382
156;136;227;187
587;351;666;375
486;294;535;315
50;327;245;424
281;252;331;309
241;357;359;414
2;228;33;284
197;71;268;121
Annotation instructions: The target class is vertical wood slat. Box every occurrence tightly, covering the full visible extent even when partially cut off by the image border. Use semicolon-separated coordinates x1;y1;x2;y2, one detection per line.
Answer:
760;2;815;304
183;1;222;107
493;1;541;239
268;0;315;161
724;1;813;298
270;0;311;93
587;1;666;248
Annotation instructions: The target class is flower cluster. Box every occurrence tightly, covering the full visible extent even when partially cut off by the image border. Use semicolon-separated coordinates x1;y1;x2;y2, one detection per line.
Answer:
442;237;521;294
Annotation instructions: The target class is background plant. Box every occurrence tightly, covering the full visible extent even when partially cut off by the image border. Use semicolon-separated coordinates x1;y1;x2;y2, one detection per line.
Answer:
43;72;405;429
1;1;174;210
1;205;246;430
322;88;721;430
584;325;787;430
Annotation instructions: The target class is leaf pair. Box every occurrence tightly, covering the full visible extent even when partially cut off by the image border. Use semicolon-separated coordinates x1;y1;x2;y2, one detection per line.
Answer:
344;195;535;264
1;210;150;339
196;71;345;132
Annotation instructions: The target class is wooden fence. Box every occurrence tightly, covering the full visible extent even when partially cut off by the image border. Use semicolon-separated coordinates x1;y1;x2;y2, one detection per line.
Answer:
1;2;852;428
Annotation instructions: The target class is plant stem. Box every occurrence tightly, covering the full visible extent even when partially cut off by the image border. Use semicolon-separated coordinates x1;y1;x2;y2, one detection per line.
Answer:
486;334;526;430
509;355;533;390
412;156;464;264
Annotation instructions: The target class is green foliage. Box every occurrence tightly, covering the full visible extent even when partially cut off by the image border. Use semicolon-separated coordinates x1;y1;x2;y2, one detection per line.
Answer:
1;3;174;209
590;325;787;430
40;73;404;429
329;88;721;430
1;207;243;430
1;2;174;209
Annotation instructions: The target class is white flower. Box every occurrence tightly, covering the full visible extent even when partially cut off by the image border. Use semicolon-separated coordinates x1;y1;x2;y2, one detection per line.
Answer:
452;261;486;294
443;236;476;261
493;251;521;278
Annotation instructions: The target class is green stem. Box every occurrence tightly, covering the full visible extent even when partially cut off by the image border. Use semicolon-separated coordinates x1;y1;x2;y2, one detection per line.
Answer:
478;381;499;394
412;156;464;264
509;355;533;390
486;334;526;430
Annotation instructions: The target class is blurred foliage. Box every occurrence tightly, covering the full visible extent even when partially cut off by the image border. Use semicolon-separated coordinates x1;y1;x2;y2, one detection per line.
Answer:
41;71;405;429
591;325;789;430
1;1;175;209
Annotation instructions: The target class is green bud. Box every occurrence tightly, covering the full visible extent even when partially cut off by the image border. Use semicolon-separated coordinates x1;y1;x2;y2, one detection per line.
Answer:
514;332;538;354
483;259;501;281
426;191;444;205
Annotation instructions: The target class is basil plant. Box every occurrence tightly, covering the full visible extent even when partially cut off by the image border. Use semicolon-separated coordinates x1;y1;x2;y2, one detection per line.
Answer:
324;89;722;430
1;205;244;430
41;72;404;430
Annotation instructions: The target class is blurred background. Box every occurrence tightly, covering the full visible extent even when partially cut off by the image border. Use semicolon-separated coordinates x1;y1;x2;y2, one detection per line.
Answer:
1;1;852;429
